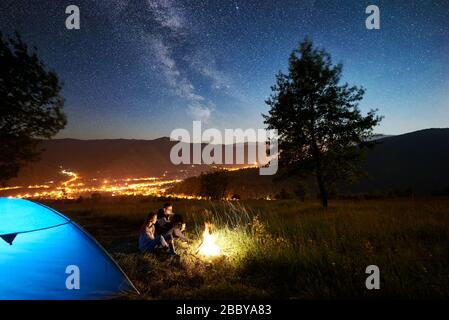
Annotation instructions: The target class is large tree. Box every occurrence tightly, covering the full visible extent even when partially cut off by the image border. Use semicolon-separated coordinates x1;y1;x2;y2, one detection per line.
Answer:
264;39;382;208
199;170;230;200
0;32;66;184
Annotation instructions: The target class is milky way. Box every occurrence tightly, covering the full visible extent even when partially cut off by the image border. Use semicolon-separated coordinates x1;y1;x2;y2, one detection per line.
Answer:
1;0;448;139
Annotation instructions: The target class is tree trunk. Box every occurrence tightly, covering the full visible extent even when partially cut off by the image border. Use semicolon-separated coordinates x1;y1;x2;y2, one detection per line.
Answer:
316;171;328;208
308;115;328;208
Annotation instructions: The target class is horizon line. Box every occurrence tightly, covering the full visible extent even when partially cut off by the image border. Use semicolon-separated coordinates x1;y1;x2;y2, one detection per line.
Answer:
52;127;449;142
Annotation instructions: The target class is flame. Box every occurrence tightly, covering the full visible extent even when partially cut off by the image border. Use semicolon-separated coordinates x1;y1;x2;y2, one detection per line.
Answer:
198;222;221;257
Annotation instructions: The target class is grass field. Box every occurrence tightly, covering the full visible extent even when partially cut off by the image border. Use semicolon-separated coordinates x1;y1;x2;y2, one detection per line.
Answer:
44;197;449;299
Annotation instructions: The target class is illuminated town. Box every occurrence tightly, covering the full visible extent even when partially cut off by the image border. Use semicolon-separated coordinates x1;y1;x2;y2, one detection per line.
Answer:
0;169;205;200
0;160;261;200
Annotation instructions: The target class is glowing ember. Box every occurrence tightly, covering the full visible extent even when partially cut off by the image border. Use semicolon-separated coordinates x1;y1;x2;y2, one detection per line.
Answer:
198;222;221;257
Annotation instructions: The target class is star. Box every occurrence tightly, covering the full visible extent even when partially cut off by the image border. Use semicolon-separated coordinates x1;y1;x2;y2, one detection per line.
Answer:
1;0;447;138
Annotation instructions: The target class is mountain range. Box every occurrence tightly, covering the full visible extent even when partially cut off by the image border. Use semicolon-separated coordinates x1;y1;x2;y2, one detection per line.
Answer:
8;128;449;197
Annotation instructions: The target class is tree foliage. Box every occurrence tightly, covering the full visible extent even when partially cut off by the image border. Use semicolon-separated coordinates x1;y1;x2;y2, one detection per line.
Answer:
264;39;382;207
199;170;230;200
0;32;66;184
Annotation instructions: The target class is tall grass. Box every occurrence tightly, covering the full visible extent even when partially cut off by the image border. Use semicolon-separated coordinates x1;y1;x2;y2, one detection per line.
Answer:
47;197;449;299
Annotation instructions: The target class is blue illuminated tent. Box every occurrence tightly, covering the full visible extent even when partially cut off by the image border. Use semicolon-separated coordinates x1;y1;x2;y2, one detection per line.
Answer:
0;198;138;300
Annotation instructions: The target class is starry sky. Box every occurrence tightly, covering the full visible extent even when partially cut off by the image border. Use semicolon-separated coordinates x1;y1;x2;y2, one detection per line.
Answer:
1;0;448;139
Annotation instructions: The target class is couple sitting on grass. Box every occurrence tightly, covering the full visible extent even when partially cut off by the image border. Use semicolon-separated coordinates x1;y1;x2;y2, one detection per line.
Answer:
138;202;190;256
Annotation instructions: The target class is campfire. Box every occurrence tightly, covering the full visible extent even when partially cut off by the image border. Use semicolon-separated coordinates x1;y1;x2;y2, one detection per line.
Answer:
197;222;221;257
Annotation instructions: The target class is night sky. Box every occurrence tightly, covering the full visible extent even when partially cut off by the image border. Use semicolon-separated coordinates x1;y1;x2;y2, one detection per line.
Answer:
1;0;448;139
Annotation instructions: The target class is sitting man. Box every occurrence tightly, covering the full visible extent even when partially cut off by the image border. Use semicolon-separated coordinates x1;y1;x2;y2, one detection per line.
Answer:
155;203;189;255
157;202;173;220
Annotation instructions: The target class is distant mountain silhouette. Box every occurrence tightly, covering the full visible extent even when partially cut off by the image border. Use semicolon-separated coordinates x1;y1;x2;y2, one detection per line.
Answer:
365;134;393;141
172;128;449;198
10;138;180;184
349;128;449;195
8;129;449;197
9;138;258;184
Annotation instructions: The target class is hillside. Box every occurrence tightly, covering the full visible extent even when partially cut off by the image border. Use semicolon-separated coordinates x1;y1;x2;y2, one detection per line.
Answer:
7;128;449;197
10;138;182;184
172;129;449;198
9;138;260;185
350;128;449;195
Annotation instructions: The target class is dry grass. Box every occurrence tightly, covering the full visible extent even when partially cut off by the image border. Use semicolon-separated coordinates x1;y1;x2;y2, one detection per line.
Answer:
45;197;449;299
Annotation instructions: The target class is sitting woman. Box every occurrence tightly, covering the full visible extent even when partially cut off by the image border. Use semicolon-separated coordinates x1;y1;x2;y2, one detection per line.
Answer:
138;211;169;253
